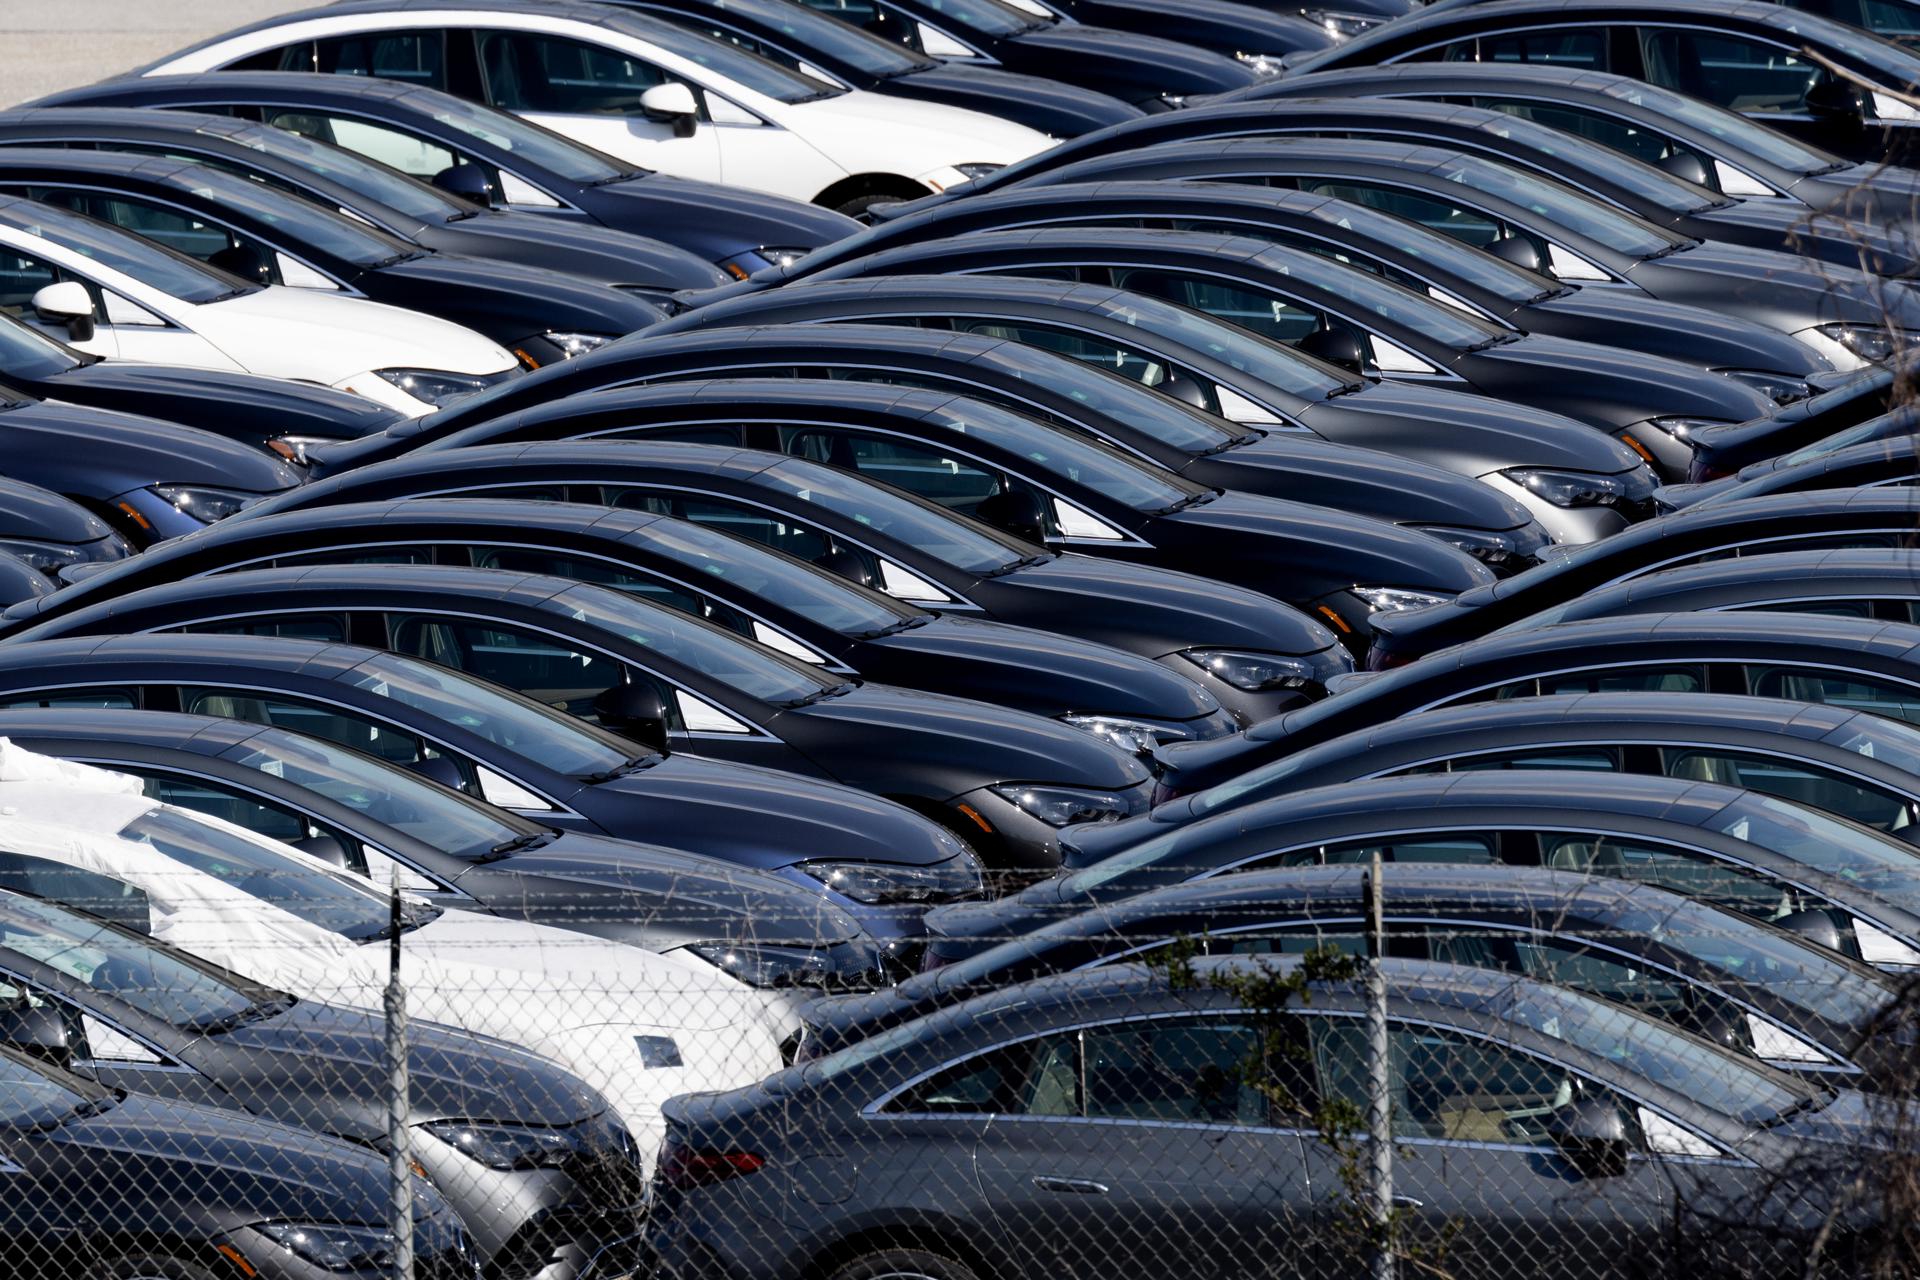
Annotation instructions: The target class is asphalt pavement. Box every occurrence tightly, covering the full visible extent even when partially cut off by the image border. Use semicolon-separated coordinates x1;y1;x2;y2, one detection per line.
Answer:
2;0;310;106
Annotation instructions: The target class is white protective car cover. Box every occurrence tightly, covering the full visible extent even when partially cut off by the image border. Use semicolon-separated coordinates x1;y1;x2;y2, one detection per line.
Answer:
0;742;785;1160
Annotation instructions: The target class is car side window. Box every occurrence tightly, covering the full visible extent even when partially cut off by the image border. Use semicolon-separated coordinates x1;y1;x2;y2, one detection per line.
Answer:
946;318;1181;390
130;771;313;846
178;615;348;643
176;687;445;773
1448;30;1605;68
477;30;674;115
1259;835;1499;869
0;853;151;930
268;548;439;569
265;110;461;182
794;0;921;48
1298;181;1514;254
1420;748;1622;774
1858;0;1920;41
0;689;136;710
1663;749;1916;831
1111;268;1324;346
1538;833;1819;920
31;191;242;269
389;616;643;723
1640;29;1818;114
0;245;60;317
1749;670;1920;725
666;495;836;564
471;546;750;633
312;30;449;89
782;429;1015;523
1471;98;1680;169
1474;666;1708;699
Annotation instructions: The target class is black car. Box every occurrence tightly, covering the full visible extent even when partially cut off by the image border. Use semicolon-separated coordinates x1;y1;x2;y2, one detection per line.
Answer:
931;769;1920;970
1680;364;1908;481
0;632;977;941
1213;61;1920;227
226;440;1361;707
646;280;1658;542
0;1044;478;1280
0;707;906;967
1151;610;1920;798
4;566;1155;872
320;322;1560;566
0;106;735;295
395;381;1500;643
13;496;1257;729
724;179;1832;396
0;149;668;368
29;73;862;277
649;953;1894;1280
1662;420;1920;510
0;477;131;582
1364;488;1920;666
802;863;1900;1083
0;886;645;1280
968;136;1920;371
785;226;1782;476
1283;0;1920;161
788;0;1262;109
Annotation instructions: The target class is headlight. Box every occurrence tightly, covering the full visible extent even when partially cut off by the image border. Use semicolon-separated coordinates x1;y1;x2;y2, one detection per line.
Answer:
1180;649;1317;692
1306;8;1379;37
1411;525;1530;567
373;368;497;407
1234;52;1285;75
1501;467;1638;509
250;1222;397;1272
950;163;1002;180
151;484;253;522
687;941;860;989
1716;369;1812;403
1156;94;1188;109
542;331;616;360
800;854;983;903
1816;323;1915;364
1641;417;1730;444
423;1120;586;1170
717;246;812;279
266;434;337;465
990;783;1132;826
0;537;89;575
1061;712;1170;754
1350;586;1451;614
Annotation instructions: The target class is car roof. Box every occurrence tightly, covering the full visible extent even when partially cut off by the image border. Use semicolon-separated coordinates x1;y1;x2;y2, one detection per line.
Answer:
0;631;369;676
0;705;274;752
1559;548;1920;611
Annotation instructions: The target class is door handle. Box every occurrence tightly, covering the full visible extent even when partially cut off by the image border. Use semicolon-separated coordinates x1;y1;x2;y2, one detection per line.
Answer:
1033;1175;1110;1195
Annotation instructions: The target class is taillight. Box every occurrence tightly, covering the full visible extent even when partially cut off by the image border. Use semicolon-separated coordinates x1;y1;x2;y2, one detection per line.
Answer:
656;1139;766;1191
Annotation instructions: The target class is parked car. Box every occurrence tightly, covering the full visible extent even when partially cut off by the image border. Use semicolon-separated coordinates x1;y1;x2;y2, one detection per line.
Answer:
727;179;1833;395
29;73;863;274
0;194;520;416
1681;365;1907;481
0;106;736;294
649;953;1896;1280
225;441;1360;709
0;148;667;367
0;632;974;947
1151;610;1920;798
961;137;1920;372
874;0;1337;72
929;769;1920;969
0;1044;477;1280
587;0;1148;137
1363;489;1920;666
0;885;646;1280
15;496;1266;726
314;322;1559;567
644;279;1658;540
0;478;130;581
1280;0;1920;161
782;226;1782;477
801;864;1901;1084
1662;424;1920;510
140;0;1052;212
3;565;1157;872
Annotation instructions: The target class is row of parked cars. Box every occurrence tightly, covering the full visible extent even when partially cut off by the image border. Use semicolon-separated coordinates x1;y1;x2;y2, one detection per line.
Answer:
3;0;1920;1275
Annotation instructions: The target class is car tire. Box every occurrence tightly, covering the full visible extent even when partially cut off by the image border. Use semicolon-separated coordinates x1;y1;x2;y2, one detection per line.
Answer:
832;193;904;218
95;1253;222;1280
828;1248;982;1280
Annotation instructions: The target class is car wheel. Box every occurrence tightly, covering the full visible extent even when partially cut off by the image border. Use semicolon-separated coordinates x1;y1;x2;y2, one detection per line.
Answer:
828;1247;982;1280
832;193;904;217
96;1253;223;1280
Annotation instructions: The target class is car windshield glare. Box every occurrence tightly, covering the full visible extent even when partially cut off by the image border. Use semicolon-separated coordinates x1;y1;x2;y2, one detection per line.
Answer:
984;343;1244;453
168;166;414;267
1255;248;1504;349
1709;793;1920;889
0;197;249;302
603;10;849;100
1827;714;1920;782
1602;81;1838;175
916;0;1042;37
640;517;909;633
1436;156;1679;259
226;122;467;223
926;402;1198;512
343;653;634;777
550;583;834;705
762;458;1029;574
1061;827;1196;894
1474;114;1720;214
715;0;933;75
1101;289;1355;395
0;1050;93;1126
227;731;529;860
417;94;632;183
1310;201;1550;304
0;311;81;378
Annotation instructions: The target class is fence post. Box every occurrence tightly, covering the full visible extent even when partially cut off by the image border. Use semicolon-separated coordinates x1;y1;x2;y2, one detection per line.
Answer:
1365;851;1394;1280
385;868;415;1280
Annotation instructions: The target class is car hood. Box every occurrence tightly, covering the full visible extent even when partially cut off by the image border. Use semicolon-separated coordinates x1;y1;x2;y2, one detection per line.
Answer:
1767;1087;1901;1149
779;682;1153;792
773;88;1051;174
591;173;861;258
1008;24;1258;95
1631;242;1920;330
201;287;518;382
451;211;733;290
0;478;118;544
922;876;1075;959
894;64;1142;135
1697;199;1917;274
867;615;1225;721
1297;378;1643;477
1528;288;1829;377
580;751;970;870
0;400;302;498
44;358;403;442
377;254;665;338
1465;334;1777;425
1058;799;1192;865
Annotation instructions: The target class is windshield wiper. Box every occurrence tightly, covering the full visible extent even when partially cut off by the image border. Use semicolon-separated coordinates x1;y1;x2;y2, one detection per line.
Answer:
185;994;296;1036
983;553;1053;578
1152;490;1217;516
1463;333;1521;353
853;615;929;640
1198;431;1263;457
1640;239;1699;262
478;831;556;861
785;681;857;708
578;754;661;784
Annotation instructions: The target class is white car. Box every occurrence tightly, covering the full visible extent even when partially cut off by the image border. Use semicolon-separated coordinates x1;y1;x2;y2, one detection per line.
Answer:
0;745;787;1165
144;0;1052;213
0;195;519;416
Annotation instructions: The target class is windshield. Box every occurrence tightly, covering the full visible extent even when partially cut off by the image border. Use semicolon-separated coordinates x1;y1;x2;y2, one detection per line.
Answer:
1254;247;1504;349
225;121;470;223
119;807;397;941
1061;827;1193;894
762;457;1029;574
1709;792;1920;889
0;311;82;378
925;401;1198;512
1601;81;1838;176
1435;156;1680;259
0;1049;96;1126
1501;981;1810;1125
1825;714;1920;782
226;731;528;860
0;197;248;302
162;166;414;268
550;583;834;705
0;890;266;1030
636;518;908;634
915;0;1044;36
711;0;934;75
980;341;1244;452
606;9;849;100
342;653;634;778
1099;288;1356;397
1309;200;1551;304
1475;114;1720;214
416;94;632;183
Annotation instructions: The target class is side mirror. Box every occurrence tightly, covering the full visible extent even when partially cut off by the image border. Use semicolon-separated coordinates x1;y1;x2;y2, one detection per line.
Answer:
431;162;497;207
1297;325;1368;374
640;83;700;139
975;489;1049;544
207;244;273;285
1777;908;1846;955
292;834;351;869
812;548;877;588
1545;1093;1632;1179
30;280;95;344
1657;151;1712;188
1805;73;1865;127
0;1000;72;1070
1485;236;1546;274
1158;368;1210;408
408;755;469;793
593;682;670;752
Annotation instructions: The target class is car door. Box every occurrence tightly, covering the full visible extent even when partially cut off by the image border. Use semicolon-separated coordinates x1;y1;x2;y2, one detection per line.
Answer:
473;29;724;180
0;241;235;366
